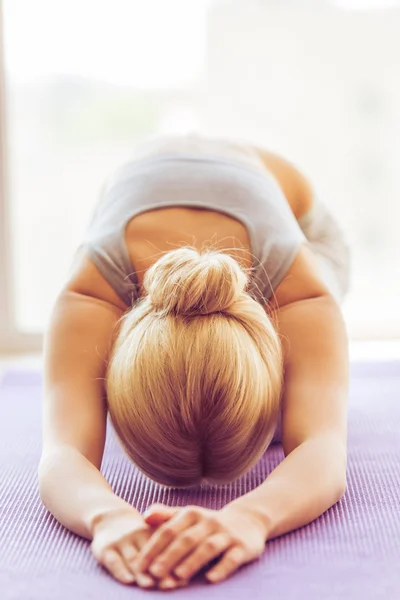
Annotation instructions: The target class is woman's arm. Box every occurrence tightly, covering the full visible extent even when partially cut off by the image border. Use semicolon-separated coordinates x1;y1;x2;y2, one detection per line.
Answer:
39;289;141;540
225;292;349;540
40;288;184;589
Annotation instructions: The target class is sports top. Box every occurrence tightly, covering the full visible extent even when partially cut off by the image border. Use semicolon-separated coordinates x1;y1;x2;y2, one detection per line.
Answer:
80;139;306;307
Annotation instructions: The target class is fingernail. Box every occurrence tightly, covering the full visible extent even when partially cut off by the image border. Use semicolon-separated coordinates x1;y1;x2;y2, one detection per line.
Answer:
136;573;154;587
160;577;177;589
149;563;165;577
175;566;189;578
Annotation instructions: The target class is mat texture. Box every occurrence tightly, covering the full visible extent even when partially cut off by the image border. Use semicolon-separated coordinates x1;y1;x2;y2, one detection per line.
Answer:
1;362;400;599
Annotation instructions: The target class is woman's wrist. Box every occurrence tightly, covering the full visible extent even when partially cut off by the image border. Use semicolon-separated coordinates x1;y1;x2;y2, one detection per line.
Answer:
87;496;142;539
221;497;274;542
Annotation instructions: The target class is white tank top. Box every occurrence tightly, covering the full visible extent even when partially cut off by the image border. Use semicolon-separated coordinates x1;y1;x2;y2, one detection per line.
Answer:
80;133;306;307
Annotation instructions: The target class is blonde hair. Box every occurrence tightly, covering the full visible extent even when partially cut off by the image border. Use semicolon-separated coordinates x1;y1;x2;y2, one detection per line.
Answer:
105;245;283;488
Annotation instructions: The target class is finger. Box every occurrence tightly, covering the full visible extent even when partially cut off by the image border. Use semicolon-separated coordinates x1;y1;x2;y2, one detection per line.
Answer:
132;526;155;551
174;532;232;580
118;537;158;588
135;572;157;589
119;543;156;588
144;505;179;526
100;548;136;585
125;529;158;587
205;545;248;583
148;520;215;579
127;528;188;592
125;535;186;590
143;503;177;517
144;513;172;526
134;508;199;573
119;541;139;575
158;575;189;590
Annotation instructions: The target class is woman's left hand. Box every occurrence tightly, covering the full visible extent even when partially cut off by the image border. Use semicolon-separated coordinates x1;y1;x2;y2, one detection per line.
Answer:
132;503;268;587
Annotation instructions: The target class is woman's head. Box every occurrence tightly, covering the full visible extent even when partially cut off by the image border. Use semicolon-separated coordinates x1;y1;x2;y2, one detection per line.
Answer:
105;245;283;488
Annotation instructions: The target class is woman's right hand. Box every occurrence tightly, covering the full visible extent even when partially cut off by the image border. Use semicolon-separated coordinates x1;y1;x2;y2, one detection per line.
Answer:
90;506;188;590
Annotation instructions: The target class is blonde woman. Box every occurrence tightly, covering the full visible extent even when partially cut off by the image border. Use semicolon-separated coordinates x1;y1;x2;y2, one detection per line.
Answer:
39;133;350;591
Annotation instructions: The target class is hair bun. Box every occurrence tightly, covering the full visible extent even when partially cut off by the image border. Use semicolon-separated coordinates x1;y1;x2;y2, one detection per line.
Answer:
143;247;249;317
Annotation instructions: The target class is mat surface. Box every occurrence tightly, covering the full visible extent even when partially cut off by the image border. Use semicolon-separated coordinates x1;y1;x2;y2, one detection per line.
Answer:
1;362;400;599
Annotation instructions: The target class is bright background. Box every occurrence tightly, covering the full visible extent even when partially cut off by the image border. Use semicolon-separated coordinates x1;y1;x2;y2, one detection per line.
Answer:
2;0;400;343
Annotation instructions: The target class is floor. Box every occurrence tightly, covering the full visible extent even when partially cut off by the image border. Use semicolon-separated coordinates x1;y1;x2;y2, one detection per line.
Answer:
1;345;400;599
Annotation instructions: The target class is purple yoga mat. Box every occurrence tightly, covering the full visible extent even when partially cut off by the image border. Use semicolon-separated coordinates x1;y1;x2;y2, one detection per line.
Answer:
1;361;400;599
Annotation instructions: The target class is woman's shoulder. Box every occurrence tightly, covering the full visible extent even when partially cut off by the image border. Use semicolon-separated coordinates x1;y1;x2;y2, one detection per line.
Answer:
249;146;315;220
63;245;129;311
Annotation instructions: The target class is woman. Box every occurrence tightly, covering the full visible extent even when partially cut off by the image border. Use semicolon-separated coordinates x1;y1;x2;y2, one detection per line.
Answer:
39;133;350;591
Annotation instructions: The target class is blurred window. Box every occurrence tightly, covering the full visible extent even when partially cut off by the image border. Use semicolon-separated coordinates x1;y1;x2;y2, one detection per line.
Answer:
2;0;400;338
2;0;208;331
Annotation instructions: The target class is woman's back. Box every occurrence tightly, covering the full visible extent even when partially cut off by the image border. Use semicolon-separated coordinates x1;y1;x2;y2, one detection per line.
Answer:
126;132;268;172
66;133;307;310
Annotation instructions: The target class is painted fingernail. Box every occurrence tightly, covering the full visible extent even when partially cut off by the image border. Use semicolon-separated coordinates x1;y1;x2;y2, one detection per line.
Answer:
207;571;220;582
123;572;135;583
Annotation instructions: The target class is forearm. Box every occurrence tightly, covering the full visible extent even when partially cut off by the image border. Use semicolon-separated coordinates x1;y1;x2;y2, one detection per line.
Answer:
38;445;140;540
226;434;347;541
